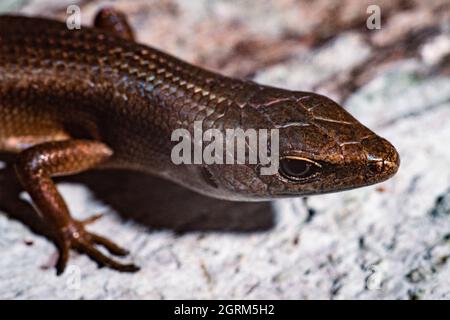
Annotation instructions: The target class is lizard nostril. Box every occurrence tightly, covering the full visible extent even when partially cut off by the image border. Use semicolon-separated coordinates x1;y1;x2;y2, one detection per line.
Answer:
367;160;384;175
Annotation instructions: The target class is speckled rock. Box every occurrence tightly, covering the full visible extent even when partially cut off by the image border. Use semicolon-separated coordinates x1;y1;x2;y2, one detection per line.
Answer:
0;0;449;299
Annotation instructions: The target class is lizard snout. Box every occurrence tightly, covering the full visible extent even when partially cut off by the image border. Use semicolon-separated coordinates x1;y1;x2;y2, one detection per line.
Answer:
363;136;400;180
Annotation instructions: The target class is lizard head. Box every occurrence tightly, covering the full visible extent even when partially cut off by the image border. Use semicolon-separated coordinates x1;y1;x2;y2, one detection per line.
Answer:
198;88;400;201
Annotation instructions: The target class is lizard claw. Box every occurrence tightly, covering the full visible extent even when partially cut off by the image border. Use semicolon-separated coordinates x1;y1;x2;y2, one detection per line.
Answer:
56;241;70;275
78;214;129;255
80;213;104;226
55;218;139;275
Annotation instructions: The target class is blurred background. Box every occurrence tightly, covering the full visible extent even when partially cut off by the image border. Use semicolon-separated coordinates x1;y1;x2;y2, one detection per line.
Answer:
0;0;449;299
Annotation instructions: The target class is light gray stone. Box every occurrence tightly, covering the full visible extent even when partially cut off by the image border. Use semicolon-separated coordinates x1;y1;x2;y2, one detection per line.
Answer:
1;0;449;300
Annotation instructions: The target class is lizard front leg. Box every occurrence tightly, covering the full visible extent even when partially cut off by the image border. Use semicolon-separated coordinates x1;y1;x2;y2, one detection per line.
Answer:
14;139;139;275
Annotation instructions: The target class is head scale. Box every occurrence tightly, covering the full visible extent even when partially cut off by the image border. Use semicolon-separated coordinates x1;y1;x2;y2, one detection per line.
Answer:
198;87;400;201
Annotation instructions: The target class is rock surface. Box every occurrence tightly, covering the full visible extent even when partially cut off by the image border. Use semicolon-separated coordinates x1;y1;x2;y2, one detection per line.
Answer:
0;0;449;299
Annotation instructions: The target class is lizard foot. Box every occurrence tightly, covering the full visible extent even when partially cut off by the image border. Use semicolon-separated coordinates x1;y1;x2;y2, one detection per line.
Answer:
55;215;140;275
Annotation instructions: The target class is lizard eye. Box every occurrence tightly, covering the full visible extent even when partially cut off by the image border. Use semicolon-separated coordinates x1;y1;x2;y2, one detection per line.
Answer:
279;157;321;181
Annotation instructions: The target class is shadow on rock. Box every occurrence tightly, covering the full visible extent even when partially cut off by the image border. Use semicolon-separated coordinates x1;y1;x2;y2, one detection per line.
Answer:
0;154;275;239
65;170;275;233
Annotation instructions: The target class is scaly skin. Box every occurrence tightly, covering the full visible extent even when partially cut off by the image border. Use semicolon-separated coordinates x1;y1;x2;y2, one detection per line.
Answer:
0;9;399;274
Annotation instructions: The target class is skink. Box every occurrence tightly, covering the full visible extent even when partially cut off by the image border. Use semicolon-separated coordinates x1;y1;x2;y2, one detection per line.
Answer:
0;8;399;274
